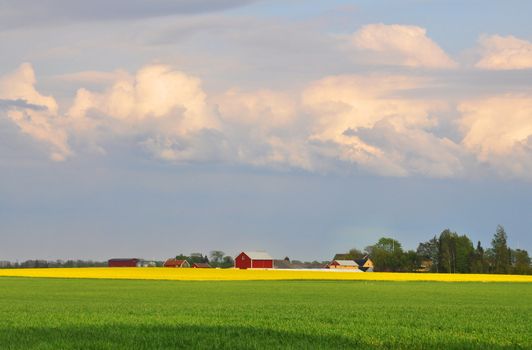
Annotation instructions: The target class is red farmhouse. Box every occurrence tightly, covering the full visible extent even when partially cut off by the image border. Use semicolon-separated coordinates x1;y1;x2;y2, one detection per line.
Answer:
164;259;190;268
108;258;139;267
235;251;274;269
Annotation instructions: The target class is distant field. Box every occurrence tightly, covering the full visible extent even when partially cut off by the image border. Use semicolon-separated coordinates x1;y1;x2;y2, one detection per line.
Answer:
1;267;531;282
0;277;530;349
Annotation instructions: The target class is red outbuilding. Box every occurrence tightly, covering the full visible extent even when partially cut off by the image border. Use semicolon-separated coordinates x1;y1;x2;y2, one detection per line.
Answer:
163;259;190;268
235;251;274;269
108;258;139;267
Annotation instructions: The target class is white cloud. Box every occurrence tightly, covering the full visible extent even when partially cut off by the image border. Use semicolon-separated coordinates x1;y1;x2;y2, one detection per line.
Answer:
0;63;71;161
302;74;462;177
215;88;298;128
475;35;532;70
351;24;457;69
459;94;532;178
212;88;313;170
68;64;221;159
3;62;532;181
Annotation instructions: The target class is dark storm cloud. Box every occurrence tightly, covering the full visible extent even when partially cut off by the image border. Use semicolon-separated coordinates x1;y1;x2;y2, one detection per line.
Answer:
0;0;258;29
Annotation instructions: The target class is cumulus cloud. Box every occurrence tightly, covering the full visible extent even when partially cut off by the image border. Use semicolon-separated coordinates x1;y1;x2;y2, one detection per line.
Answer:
351;24;457;69
212;88;313;170
215;89;298;128
3;62;532;180
475;35;532;70
0;63;71;161
68;64;221;160
302;74;462;177
459;94;532;178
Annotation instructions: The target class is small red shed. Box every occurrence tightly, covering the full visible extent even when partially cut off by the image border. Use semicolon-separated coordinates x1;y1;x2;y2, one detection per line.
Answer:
108;258;139;267
235;251;274;269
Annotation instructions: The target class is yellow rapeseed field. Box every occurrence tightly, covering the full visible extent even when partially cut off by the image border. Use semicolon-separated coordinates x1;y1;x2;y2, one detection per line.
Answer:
0;267;531;282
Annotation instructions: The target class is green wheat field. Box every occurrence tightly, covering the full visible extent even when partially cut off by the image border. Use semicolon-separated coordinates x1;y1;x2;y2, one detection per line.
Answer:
0;277;530;349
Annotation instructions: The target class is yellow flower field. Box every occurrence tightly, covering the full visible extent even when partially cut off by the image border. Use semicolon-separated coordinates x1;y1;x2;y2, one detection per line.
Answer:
0;267;531;282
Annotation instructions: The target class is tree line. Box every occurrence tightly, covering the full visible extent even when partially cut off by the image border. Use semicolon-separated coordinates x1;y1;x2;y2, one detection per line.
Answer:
0;250;237;269
337;225;531;274
175;251;235;268
0;260;108;269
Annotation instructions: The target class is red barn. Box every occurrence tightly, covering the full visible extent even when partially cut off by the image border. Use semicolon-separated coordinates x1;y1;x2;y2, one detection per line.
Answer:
235;251;274;269
108;258;139;267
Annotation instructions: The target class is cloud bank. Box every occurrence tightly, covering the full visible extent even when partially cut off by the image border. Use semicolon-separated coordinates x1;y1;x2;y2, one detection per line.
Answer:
2;20;531;180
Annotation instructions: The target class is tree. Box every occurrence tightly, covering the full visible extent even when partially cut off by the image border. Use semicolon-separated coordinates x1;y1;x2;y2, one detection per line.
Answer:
188;253;208;264
417;236;440;272
175;254;189;261
366;238;404;272
209;251;225;265
491;225;510;274
455;235;474;273
221;256;234;268
437;229;474;273
438;229;457;273
402;250;421;272
512;249;531;275
471;241;487;273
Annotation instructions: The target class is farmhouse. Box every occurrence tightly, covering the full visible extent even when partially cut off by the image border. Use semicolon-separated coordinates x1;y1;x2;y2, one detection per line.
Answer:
235;251;274;269
108;258;140;267
354;257;374;272
328;260;361;270
163;259;190;268
192;262;212;268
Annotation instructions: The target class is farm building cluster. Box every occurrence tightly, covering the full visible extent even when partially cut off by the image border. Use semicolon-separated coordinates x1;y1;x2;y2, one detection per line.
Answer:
108;251;374;271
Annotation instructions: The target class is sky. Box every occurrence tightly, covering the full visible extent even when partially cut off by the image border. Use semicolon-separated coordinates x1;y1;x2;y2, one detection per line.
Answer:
1;0;531;262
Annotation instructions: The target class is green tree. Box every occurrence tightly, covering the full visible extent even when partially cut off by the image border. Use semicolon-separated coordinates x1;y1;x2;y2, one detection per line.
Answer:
417;236;440;272
438;229;474;273
402;250;421;272
175;254;189;261
491;225;510;274
512;249;531;275
187;253;208;264
366;238;404;272
221;256;234;268
471;241;488;273
438;229;457;273
455;235;474;273
209;251;225;266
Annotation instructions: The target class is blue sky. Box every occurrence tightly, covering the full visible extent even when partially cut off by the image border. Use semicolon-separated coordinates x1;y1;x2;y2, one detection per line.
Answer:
0;0;531;261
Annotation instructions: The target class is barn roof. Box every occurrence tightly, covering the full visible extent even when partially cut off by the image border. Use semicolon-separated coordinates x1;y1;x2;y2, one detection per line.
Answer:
192;263;212;268
164;258;188;265
243;251;273;260
355;258;371;267
333;260;359;266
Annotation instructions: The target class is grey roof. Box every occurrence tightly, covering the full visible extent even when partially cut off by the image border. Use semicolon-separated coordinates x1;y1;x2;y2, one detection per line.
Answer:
333;260;359;266
243;251;273;260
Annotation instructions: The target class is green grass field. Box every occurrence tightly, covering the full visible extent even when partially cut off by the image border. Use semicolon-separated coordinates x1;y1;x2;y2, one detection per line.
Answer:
0;278;530;349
